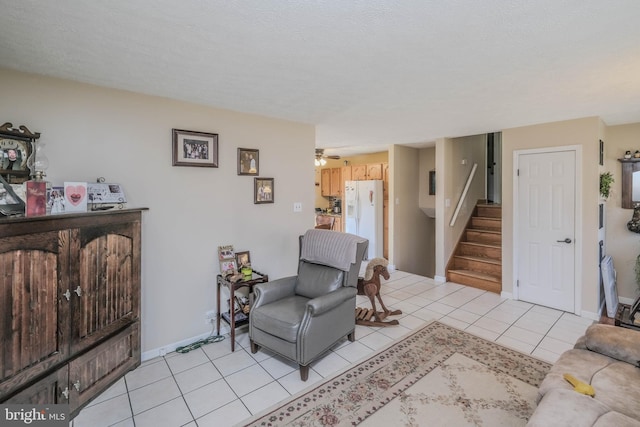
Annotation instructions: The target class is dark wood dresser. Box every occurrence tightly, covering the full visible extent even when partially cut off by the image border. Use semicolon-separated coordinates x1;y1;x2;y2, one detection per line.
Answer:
0;208;146;418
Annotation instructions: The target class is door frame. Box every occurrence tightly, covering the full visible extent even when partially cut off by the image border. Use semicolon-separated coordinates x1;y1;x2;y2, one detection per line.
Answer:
512;145;583;315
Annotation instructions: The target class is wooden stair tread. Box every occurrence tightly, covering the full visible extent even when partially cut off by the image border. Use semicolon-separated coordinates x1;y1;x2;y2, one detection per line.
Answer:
460;241;501;249
454;255;501;265
448;269;501;282
467;228;501;235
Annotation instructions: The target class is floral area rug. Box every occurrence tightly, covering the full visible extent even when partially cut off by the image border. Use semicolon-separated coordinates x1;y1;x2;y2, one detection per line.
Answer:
242;321;551;427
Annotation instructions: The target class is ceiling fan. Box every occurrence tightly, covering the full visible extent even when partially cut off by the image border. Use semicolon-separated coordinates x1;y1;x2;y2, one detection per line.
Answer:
314;148;340;166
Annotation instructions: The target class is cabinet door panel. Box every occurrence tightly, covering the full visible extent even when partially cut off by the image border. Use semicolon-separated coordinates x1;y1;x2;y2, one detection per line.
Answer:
330;168;342;196
352;165;366;181
367;163;382;180
71;222;140;353
68;323;140;414
0;231;69;398
321;169;331;196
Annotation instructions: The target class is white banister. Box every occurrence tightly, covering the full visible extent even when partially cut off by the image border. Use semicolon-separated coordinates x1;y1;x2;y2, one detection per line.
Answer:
449;163;477;227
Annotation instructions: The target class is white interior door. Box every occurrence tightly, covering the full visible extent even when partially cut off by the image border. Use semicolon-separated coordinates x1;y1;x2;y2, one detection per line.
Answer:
517;150;576;312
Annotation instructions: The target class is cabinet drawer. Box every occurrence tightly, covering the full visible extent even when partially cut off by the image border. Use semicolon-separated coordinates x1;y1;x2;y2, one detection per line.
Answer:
68;322;140;414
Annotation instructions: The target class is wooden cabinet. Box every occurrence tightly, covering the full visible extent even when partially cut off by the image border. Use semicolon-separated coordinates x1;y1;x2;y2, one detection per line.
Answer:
352;165;367;180
321;169;331;196
330;168;342;197
0;209;144;418
334;215;342;232
367;163;383;180
320;168;343;197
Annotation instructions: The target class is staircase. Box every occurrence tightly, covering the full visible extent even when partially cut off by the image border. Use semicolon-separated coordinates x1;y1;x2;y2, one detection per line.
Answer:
447;203;502;293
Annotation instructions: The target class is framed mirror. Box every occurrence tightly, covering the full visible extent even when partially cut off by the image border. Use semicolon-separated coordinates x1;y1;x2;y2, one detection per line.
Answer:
619;158;640;209
0;122;39;184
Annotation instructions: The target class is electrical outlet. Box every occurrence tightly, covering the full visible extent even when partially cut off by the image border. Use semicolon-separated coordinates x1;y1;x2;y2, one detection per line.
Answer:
293;202;302;212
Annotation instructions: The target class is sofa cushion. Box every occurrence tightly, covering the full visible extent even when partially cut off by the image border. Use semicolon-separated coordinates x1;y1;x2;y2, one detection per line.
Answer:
585;324;640;367
295;261;344;299
250;295;308;343
528;388;640;427
591;360;640;420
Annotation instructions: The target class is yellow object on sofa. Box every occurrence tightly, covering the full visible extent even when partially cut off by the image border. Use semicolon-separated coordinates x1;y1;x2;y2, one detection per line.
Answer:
563;373;595;397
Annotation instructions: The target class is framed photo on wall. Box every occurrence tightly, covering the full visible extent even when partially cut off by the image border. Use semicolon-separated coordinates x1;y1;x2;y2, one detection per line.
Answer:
254;178;274;204
172;128;219;167
237;148;259;175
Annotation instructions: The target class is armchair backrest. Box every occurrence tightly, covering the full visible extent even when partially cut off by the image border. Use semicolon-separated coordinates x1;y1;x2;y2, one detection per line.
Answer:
295;231;368;298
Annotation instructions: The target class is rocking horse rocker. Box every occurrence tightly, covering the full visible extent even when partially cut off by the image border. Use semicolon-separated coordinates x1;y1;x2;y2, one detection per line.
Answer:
355;257;402;327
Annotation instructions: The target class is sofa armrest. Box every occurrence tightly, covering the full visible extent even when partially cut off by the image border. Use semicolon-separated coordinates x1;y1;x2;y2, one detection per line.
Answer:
584;324;640;367
252;276;297;309
306;287;356;317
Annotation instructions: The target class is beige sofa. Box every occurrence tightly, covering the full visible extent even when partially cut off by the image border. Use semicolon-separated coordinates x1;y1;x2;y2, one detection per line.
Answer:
528;324;640;426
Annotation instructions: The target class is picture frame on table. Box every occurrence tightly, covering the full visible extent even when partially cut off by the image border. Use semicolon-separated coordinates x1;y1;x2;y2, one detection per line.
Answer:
172;128;219;167
235;251;251;268
254;177;274;204
237;148;259;175
0;173;25;216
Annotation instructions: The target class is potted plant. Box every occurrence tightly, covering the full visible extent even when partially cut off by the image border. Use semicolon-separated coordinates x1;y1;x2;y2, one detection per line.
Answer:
600;172;614;199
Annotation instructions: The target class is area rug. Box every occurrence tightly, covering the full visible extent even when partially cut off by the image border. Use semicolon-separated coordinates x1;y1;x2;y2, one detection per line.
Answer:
242;321;551;427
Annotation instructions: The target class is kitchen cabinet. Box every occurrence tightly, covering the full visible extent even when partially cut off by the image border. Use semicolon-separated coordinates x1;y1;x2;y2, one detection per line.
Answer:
321;169;332;196
320;167;343;197
367;163;383;180
352;165;367;180
0;209;144;419
330;168;342;197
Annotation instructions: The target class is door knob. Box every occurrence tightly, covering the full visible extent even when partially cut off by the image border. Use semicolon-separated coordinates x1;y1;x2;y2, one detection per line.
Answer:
556;238;572;244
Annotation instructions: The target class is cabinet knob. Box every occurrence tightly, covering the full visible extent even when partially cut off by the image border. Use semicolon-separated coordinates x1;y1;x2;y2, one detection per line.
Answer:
61;387;70;400
63;290;71;301
74;286;82;297
73;380;81;391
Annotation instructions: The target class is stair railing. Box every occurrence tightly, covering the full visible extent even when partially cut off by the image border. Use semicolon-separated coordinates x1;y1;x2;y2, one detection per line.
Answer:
449;163;477;227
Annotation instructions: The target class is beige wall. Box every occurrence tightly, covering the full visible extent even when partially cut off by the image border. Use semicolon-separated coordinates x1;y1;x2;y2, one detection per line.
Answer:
502;117;602;317
434;135;487;278
603;122;640;301
0;68;316;358
390;145;432;276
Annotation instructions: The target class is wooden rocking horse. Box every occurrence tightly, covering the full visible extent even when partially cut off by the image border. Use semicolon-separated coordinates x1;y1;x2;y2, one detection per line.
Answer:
355;257;402;327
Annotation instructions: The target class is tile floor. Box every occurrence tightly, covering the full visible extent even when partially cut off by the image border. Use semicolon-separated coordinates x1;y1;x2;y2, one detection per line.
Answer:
71;270;594;427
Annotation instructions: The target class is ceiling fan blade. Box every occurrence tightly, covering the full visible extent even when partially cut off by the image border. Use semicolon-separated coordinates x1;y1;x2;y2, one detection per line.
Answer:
326;155;341;159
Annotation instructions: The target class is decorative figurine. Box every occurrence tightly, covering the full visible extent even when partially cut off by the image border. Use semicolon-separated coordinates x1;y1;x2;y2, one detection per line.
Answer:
625;150;632;159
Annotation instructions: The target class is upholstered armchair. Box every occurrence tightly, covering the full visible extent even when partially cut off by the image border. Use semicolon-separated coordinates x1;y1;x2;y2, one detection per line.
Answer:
249;229;368;380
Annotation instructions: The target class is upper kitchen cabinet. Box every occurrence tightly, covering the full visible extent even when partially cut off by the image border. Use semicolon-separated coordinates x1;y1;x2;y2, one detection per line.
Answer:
352;165;367;180
320;167;342;197
321;168;332;196
330;168;342;197
367;163;383;180
351;163;383;181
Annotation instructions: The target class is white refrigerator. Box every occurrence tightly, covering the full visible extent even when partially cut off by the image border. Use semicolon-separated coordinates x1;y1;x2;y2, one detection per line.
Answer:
344;180;383;260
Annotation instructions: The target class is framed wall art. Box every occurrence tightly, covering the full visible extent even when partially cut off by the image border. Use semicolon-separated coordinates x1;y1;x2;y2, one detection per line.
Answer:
237;148;259;175
254;178;274;204
0;173;25;216
172;128;219;167
0;122;39;184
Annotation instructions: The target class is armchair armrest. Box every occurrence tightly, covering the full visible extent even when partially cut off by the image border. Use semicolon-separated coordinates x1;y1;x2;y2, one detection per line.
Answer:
253;276;297;309
306;287;356;317
584;324;640;366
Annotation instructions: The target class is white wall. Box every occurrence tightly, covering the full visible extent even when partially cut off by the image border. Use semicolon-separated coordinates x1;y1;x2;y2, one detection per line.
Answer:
0;68;316;357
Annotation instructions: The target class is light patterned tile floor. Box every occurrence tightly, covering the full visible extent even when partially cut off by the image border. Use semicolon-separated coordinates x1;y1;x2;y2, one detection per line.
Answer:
71;269;595;427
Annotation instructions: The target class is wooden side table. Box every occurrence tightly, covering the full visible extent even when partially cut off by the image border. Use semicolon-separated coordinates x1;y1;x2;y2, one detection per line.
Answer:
216;270;268;351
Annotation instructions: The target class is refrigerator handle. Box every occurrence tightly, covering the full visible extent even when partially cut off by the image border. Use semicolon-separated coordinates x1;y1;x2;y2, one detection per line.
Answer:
369;190;373;205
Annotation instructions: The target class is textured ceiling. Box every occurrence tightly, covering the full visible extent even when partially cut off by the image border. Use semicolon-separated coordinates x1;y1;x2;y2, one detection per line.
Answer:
1;1;640;156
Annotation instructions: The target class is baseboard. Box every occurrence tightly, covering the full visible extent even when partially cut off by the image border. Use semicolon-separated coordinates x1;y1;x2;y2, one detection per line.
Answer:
433;275;446;284
580;309;601;322
619;296;635;305
141;324;230;362
501;291;514;300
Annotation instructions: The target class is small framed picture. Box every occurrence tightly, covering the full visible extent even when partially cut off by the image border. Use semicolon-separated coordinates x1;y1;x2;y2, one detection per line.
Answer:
235;251;251;268
0;173;25;216
237;148;259;175
172;128;219;167
218;245;236;276
254;178;274;204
